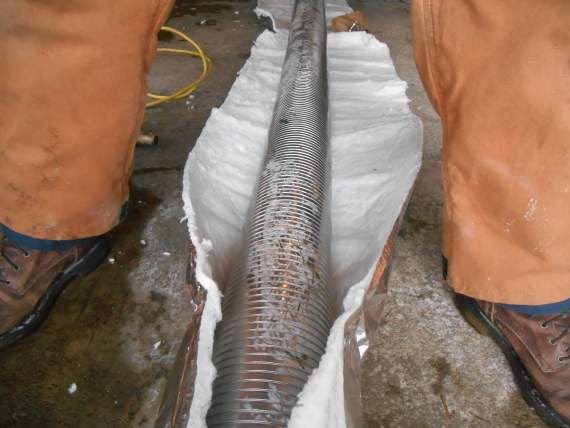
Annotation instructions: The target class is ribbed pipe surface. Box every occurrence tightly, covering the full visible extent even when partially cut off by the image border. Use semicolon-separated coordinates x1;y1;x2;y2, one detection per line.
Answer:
206;1;332;426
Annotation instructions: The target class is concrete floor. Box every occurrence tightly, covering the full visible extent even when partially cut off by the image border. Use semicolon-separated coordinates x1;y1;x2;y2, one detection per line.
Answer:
0;1;548;427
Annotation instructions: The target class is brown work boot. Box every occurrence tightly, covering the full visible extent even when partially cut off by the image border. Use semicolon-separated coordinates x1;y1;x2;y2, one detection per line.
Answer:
0;236;110;349
455;293;570;428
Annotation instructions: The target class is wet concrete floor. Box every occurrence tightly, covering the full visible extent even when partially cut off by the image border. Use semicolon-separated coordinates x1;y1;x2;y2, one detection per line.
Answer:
0;1;548;427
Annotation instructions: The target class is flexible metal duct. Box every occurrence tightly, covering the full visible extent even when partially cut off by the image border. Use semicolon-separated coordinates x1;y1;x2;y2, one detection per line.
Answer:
206;0;333;426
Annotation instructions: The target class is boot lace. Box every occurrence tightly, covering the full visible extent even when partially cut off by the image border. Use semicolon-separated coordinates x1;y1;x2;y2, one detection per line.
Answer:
0;238;30;285
542;312;570;362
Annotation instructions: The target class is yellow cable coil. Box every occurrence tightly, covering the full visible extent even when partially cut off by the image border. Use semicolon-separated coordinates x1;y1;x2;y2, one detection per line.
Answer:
146;26;211;108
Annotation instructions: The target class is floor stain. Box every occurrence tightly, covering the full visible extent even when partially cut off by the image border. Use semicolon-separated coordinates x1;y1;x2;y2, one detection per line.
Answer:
132;165;183;176
170;1;232;18
430;356;456;422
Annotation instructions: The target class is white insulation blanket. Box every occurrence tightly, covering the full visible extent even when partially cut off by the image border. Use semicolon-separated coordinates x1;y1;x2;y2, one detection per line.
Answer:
182;4;422;427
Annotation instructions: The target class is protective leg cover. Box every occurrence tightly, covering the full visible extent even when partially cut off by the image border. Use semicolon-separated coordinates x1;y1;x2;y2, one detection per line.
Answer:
412;0;570;305
0;0;173;240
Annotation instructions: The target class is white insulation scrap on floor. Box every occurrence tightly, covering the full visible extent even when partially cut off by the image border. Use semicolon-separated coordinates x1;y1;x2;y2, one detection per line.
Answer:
182;2;422;427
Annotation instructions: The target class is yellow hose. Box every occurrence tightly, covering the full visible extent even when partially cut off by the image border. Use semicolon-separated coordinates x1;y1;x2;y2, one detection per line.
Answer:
146;26;211;108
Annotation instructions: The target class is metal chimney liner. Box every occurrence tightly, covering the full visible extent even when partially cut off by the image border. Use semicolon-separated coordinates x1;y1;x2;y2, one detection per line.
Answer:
206;0;335;425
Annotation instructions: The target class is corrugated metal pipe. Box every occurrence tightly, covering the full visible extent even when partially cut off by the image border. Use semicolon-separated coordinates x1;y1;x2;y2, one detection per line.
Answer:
206;0;335;426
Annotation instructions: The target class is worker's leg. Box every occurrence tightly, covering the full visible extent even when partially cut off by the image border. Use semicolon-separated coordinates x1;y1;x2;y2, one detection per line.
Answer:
0;0;174;347
411;1;570;425
412;0;570;306
0;0;173;240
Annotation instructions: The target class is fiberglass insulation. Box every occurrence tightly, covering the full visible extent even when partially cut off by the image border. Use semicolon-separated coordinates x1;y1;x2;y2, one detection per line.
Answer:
182;8;422;428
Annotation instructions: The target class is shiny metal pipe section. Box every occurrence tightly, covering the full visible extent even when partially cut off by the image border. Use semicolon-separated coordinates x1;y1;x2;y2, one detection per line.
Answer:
206;0;333;426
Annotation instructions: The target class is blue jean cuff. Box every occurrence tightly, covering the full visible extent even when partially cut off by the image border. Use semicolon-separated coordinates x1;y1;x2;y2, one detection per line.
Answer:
502;299;570;316
1;224;100;252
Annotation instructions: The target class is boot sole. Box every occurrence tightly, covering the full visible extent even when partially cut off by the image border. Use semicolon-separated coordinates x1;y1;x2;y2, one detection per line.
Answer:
455;293;570;428
0;238;111;350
